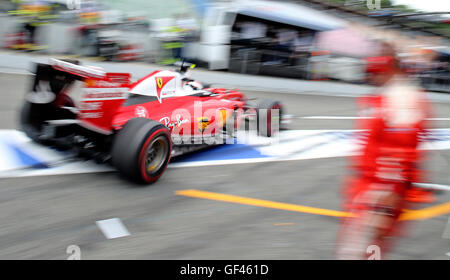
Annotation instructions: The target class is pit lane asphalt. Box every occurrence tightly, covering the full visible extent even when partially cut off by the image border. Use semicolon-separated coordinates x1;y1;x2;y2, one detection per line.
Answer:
0;72;449;260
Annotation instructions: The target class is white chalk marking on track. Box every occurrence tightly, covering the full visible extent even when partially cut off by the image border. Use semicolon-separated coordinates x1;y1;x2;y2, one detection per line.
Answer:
96;218;130;239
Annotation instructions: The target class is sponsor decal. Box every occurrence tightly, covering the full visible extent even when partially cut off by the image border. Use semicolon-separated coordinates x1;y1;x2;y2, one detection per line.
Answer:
81;88;128;101
80;112;103;119
135;106;148;118
197;117;210;132
85;79;95;87
92;80;123;87
84;77;126;88
160;114;190;130
79;102;102;111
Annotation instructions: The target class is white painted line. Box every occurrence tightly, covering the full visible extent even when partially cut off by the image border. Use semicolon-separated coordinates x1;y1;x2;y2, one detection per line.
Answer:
0;161;114;178
302;116;450;121
413;183;450;192
442;216;450;240
96;218;130;239
3;128;450;177
0;68;33;75
301;116;370;120
428;118;450;121
169;157;274;168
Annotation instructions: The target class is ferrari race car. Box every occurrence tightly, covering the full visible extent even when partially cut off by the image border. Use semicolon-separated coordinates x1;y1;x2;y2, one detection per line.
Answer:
20;59;284;183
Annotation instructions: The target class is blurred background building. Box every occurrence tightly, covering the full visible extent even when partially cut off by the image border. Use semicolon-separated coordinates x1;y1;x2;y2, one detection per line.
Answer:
0;0;448;90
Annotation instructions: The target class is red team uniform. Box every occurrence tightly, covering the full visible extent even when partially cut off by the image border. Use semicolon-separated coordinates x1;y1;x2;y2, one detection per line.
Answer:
336;56;434;259
347;80;431;209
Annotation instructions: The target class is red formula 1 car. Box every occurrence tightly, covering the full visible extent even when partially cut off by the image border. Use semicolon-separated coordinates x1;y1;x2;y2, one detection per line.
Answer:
20;59;284;183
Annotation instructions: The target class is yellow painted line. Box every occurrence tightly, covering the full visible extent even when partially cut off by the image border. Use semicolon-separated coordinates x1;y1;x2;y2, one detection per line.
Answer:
176;189;450;221
274;223;294;226
175;189;354;218
399;202;450;221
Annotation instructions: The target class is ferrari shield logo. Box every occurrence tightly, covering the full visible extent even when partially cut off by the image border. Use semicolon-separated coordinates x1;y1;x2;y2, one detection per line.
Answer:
154;76;175;103
156;77;163;89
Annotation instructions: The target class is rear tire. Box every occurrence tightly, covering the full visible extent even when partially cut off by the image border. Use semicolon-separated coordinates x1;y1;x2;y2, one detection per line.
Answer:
112;118;172;184
256;99;282;137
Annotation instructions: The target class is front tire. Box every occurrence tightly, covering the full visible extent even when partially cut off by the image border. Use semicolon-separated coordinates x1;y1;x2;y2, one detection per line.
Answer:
256;99;282;137
112;118;172;184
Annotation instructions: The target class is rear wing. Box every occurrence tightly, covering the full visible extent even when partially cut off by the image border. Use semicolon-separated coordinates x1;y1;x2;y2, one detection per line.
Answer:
50;58;106;79
29;59;132;134
49;58;131;85
31;58;131;92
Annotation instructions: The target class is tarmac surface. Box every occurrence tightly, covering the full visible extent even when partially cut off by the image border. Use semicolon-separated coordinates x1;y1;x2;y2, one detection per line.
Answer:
0;57;449;259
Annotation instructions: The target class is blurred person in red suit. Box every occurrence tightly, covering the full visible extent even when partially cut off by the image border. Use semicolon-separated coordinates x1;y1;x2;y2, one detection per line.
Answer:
335;43;435;259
